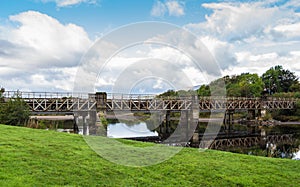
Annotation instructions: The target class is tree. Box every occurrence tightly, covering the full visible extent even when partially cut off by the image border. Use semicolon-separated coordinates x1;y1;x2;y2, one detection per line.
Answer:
289;82;300;92
197;85;211;96
197;74;264;97
224;73;264;97
237;73;264;97
158;90;178;98
226;83;241;97
0;96;30;126
0;87;4;102
208;78;226;96
262;65;298;94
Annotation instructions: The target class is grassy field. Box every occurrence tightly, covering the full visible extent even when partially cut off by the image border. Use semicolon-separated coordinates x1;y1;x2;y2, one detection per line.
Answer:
0;124;299;186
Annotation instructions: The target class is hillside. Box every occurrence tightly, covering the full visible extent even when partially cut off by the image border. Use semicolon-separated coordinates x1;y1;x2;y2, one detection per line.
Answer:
0;125;299;186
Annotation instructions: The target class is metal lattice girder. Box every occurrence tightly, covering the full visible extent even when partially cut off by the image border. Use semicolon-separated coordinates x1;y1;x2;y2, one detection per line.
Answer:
203;134;293;149
106;99;194;111
106;97;296;111
3;91;297;112
24;98;97;112
266;134;293;143
264;100;295;110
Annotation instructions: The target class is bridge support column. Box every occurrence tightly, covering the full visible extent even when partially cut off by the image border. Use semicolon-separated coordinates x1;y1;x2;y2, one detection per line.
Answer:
73;116;79;133
260;128;267;147
88;111;97;135
159;113;163;135
247;109;256;120
74;112;89;135
260;109;266;118
257;109;262;119
95;92;107;111
179;110;189;142
223;110;234;131
82;115;87;135
166;111;171;134
157;111;171;139
188;95;200;144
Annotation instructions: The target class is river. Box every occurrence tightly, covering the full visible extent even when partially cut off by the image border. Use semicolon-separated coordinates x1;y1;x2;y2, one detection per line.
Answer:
107;121;300;160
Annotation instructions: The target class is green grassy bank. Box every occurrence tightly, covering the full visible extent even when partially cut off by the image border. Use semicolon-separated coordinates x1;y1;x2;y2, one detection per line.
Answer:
0;125;299;186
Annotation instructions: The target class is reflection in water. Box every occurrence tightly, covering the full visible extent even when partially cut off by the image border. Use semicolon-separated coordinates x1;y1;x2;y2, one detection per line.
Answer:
107;122;158;138
197;122;300;159
106;120;300;160
293;150;300;160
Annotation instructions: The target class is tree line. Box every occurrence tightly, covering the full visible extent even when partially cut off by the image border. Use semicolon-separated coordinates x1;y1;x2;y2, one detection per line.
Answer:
197;65;299;97
159;65;299;98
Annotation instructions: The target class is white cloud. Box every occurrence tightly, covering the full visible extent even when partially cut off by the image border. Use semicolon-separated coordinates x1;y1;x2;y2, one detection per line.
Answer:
224;50;300;77
41;0;97;7
283;0;300;9
184;0;300;78
165;1;185;17
273;22;300;38
151;1;185;17
0;67;77;92
88;40;215;93
151;1;167;17
0;11;92;91
4;11;92;68
200;36;237;69
187;2;283;41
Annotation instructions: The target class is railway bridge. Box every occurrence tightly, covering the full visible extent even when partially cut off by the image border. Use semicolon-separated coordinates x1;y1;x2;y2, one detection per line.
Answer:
1;91;297;136
2;91;296;113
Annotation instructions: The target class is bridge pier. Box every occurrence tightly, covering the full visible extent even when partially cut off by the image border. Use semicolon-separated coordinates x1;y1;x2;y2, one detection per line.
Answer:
87;111;97;135
73;116;79;133
95;92;107;111
223;110;234;132
166;111;171;134
179;110;189;142
257;109;262;119
177;96;199;143
157;111;172;139
157;99;199;144
260;128;267;147
83;115;88;135
247;109;256;120
74;111;94;135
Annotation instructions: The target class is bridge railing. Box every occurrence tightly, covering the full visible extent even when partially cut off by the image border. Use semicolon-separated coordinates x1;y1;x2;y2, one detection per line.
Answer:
106;93;156;100
2;91;297;102
3;91;91;99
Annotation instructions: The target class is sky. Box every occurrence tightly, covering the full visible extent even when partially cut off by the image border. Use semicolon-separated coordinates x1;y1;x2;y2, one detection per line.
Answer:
0;0;300;93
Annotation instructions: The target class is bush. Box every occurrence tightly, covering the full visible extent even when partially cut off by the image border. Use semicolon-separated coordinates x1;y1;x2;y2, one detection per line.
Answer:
0;97;30;126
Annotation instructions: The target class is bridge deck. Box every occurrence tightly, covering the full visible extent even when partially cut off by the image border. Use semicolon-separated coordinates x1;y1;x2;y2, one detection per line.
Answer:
1;91;297;113
106;97;296;111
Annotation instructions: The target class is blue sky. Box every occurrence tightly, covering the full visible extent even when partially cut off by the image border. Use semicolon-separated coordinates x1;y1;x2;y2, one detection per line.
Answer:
0;0;213;37
0;0;300;92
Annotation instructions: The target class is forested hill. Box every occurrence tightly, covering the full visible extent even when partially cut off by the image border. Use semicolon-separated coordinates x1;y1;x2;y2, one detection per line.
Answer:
159;65;300;98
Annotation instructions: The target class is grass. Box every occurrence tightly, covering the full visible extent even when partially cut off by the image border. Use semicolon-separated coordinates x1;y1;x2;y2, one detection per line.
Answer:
0;125;299;186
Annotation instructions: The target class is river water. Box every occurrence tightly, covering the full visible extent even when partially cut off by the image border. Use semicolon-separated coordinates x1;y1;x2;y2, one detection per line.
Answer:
107;122;158;138
107;121;300;160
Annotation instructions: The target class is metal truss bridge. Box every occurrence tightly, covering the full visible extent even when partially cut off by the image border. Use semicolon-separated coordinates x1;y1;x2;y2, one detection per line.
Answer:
1;91;297;114
105;95;296;112
2;91;97;114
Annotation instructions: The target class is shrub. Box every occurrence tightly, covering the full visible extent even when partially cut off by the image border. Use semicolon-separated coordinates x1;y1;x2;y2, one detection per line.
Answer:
0;97;30;126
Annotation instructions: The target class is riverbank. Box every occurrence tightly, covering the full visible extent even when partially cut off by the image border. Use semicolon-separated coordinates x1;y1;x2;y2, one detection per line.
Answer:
0;124;299;186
